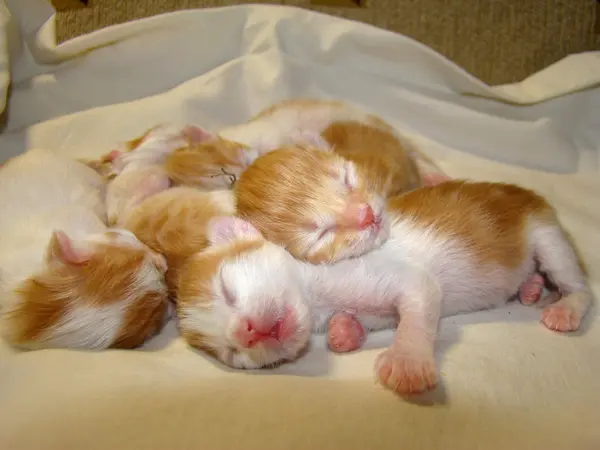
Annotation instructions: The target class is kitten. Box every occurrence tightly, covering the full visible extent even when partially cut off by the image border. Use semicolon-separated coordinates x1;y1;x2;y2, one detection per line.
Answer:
235;146;389;264
164;98;447;193
123;186;236;273
305;180;593;395
103;125;194;226
123;188;310;369
234;147;562;350
206;182;592;396
0;149;170;350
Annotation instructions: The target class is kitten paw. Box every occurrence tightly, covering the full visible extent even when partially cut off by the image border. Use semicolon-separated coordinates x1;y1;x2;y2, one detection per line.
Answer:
519;273;545;305
327;312;365;353
375;347;437;395
541;304;580;332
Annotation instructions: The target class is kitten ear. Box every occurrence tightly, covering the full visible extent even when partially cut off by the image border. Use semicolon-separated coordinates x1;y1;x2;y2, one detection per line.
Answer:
46;230;92;266
207;216;262;246
181;125;215;144
103;149;122;162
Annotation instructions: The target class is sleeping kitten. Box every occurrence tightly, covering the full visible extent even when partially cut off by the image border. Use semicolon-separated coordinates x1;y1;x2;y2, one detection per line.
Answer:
123;186;236;272
200;180;592;396
234;147;557;350
164;98;447;193
103;125;193;226
0;149;170;350
235;146;389;264
123;187;311;369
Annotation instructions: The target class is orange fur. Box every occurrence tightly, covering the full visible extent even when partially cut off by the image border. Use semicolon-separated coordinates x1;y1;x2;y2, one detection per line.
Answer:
164;139;248;189
83;125;185;181
112;290;170;348
322;121;422;197
174;239;265;354
123;187;235;289
253;99;424;197
124;125;163;151
387;180;558;269
235;146;380;263
6;241;166;348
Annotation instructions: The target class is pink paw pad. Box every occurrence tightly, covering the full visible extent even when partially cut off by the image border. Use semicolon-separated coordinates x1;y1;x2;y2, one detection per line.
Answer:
327;312;366;353
375;348;437;396
541;305;581;332
519;273;545;305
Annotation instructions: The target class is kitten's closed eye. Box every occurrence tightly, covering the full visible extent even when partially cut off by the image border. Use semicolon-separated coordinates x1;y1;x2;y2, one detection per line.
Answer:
211;168;237;186
220;274;237;307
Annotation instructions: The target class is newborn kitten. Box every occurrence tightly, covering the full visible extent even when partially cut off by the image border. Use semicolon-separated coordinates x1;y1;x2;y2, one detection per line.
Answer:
305;180;593;395
123;187;236;273
247;98;427;195
165;98;446;193
235;146;389;265
215;182;592;396
123;188;310;369
0;149;169;350
235;147;568;351
103;125;198;226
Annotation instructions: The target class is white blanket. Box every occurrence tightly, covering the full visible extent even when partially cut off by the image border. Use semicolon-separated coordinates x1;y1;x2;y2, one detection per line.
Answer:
0;2;599;449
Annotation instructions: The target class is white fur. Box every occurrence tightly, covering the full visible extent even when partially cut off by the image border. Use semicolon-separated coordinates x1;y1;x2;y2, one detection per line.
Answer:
113;124;188;175
218;101;371;160
197;207;592;372
0;149;167;350
301;215;593;328
218;99;440;178
178;221;311;370
40;302;127;350
38;263;168;350
207;190;236;215
0;149;107;296
302;219;532;328
106;125;187;225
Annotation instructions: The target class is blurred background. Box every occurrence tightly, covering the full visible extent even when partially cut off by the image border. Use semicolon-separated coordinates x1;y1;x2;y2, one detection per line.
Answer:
51;0;600;85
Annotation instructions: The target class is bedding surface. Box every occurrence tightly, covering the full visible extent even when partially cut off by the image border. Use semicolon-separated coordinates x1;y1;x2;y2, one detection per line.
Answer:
0;1;599;449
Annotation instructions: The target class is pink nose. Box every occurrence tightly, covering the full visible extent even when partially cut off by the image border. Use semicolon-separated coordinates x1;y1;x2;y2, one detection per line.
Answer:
357;204;375;229
235;319;282;348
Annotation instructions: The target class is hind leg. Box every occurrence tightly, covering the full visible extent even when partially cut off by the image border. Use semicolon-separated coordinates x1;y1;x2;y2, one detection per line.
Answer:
518;272;545;305
532;224;593;332
327;312;365;353
327;313;397;353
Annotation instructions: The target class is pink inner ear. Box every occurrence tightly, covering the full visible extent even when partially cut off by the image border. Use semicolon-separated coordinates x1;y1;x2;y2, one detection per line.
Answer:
104;150;122;162
51;230;92;265
208;216;262;245
181;125;215;144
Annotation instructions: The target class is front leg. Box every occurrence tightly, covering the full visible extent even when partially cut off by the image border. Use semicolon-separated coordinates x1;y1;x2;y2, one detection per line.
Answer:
375;275;442;396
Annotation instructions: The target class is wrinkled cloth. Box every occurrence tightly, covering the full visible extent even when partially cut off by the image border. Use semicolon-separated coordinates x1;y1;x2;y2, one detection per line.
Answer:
0;2;599;449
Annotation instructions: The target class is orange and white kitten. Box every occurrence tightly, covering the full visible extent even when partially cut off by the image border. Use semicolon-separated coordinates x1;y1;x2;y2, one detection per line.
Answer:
123;187;236;272
165;98;447;193
303;181;593;396
123;188;311;369
164;135;257;190
224;181;592;394
102;124;210;226
235;146;390;264
0;149;170;350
